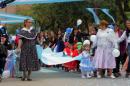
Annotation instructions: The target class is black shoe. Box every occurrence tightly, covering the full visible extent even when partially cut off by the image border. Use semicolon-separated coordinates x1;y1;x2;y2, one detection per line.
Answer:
21;78;25;81
114;73;121;77
16;76;22;78
125;73;130;78
18;76;22;78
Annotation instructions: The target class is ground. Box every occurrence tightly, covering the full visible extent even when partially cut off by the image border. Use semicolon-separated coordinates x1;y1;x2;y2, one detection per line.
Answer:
0;68;130;86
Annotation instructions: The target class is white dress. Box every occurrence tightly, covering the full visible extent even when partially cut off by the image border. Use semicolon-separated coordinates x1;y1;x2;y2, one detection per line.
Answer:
94;28;118;69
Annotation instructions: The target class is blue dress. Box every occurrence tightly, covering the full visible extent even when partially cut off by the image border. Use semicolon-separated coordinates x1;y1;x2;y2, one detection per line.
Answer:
80;51;95;72
5;50;16;73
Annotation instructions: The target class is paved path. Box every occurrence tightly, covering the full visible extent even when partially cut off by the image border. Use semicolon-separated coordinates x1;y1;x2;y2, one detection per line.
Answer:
0;68;130;86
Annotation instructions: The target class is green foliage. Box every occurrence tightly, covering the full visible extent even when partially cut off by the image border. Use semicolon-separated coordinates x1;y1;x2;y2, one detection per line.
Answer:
13;0;128;31
31;2;89;31
7;24;21;34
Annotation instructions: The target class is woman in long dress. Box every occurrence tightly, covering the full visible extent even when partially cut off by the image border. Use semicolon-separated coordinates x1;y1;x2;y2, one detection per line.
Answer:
18;19;40;81
94;20;118;78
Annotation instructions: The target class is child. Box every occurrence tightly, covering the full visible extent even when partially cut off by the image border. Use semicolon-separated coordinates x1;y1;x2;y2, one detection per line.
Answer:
69;44;79;72
80;40;95;78
4;44;16;78
63;42;72;72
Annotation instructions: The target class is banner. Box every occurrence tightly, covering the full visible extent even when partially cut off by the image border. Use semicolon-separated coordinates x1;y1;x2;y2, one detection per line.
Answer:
86;8;100;24
101;8;115;23
36;45;81;65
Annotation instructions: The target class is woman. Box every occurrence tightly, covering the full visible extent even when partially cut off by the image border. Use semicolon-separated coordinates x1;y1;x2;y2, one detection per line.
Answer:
18;19;40;81
118;19;130;78
48;30;57;49
69;28;82;44
55;30;64;52
113;24;127;77
37;32;45;45
94;20;118;78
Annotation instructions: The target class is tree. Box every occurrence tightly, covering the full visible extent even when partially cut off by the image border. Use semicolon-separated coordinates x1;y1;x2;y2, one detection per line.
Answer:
15;0;129;31
31;2;90;31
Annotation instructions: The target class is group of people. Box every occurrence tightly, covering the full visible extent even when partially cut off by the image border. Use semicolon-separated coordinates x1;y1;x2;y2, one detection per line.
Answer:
37;19;130;79
0;18;130;82
0;19;40;82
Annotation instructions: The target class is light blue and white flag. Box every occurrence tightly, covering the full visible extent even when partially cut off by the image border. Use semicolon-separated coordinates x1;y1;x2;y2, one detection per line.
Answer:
36;45;82;65
86;8;100;24
101;8;115;23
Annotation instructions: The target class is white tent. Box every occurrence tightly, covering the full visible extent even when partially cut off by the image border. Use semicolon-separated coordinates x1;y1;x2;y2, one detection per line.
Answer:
0;12;33;24
9;0;84;5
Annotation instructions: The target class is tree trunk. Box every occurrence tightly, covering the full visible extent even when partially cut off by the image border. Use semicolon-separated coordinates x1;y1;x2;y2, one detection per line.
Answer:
124;0;130;11
115;0;127;25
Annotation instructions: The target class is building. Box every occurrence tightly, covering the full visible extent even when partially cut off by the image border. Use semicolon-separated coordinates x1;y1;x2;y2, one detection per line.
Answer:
0;5;31;14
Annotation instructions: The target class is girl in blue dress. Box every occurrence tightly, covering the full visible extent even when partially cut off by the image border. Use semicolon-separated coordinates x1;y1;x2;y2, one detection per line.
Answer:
4;43;16;78
80;40;95;78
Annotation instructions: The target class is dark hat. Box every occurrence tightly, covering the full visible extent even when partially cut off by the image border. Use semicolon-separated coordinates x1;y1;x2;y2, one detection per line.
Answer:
1;34;8;38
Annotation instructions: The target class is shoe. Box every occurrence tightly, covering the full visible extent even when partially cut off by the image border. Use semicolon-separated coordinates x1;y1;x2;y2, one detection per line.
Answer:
69;70;74;72
97;75;102;78
86;75;92;78
21;78;25;81
27;78;32;81
18;76;22;78
81;75;86;79
110;74;116;79
125;73;130;78
114;73;121;77
16;76;22;78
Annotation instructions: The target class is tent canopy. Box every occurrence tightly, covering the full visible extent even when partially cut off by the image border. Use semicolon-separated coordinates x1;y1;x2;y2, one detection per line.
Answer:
9;0;84;5
0;12;33;24
0;19;24;24
0;12;33;20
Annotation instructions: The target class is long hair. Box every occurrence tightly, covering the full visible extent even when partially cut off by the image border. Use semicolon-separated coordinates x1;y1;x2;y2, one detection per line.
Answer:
126;29;130;37
126;19;130;37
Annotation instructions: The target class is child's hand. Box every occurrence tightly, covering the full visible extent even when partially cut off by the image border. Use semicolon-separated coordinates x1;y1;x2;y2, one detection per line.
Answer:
15;48;21;53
